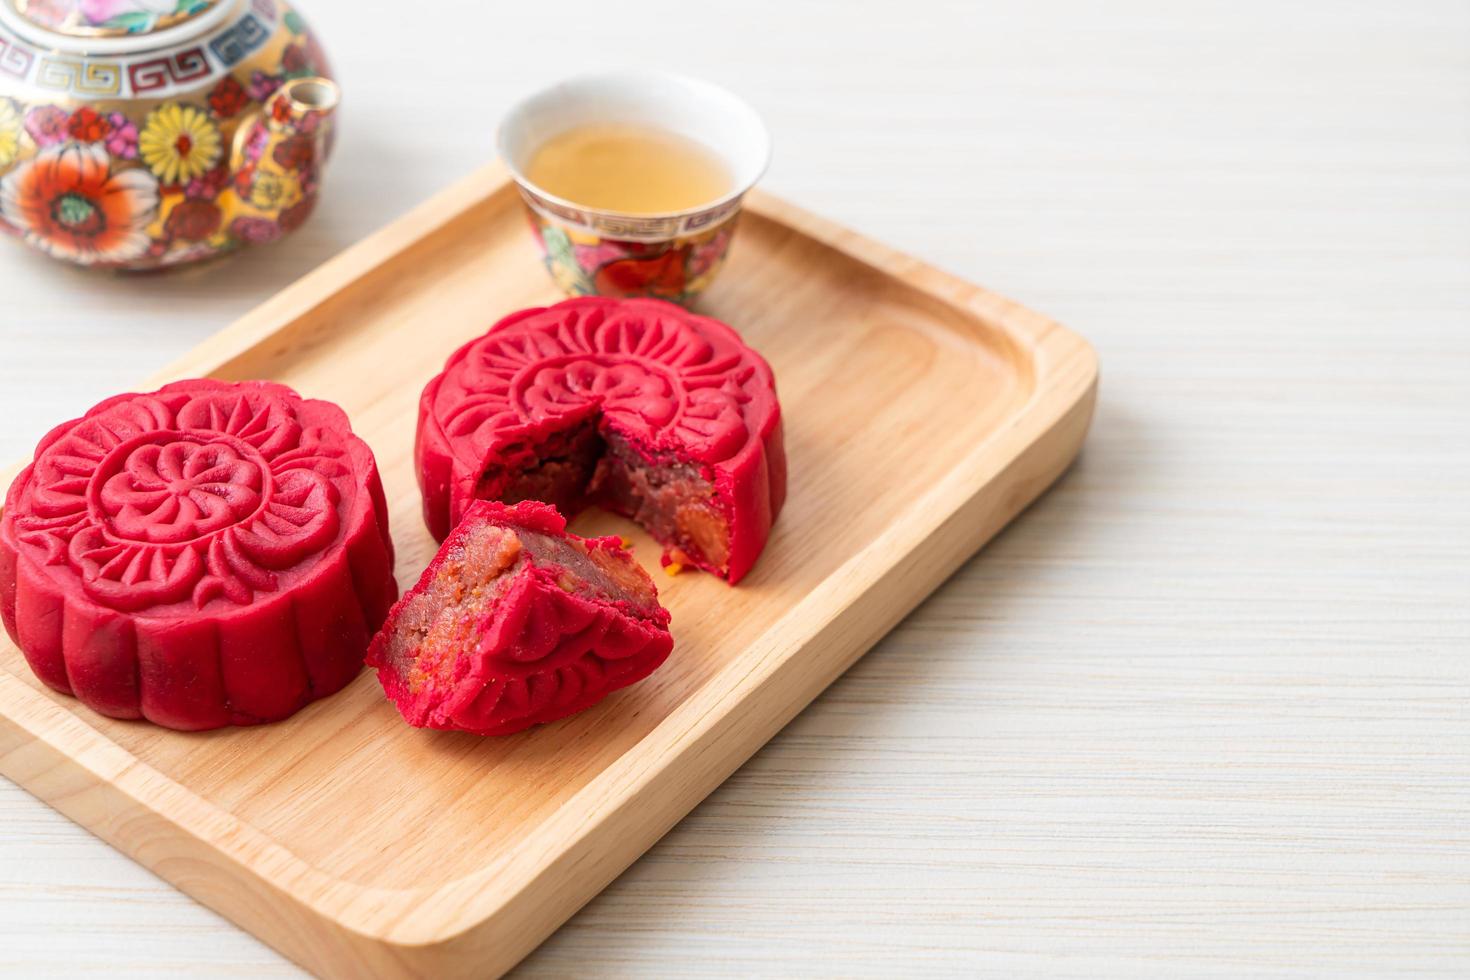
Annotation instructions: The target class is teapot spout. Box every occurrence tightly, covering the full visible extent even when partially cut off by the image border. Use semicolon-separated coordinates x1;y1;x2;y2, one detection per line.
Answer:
227;77;340;245
269;77;341;140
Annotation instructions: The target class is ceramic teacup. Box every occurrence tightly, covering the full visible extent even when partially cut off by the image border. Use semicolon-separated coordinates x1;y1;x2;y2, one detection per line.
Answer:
498;71;771;305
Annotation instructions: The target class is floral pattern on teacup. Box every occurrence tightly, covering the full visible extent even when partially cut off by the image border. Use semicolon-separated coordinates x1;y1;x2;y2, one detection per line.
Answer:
530;212;737;306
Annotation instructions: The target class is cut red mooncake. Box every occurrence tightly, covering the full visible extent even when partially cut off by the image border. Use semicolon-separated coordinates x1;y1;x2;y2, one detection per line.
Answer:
366;500;673;737
416;296;785;583
0;380;398;731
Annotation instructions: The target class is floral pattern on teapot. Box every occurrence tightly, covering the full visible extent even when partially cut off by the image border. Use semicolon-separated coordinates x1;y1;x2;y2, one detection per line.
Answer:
0;0;335;269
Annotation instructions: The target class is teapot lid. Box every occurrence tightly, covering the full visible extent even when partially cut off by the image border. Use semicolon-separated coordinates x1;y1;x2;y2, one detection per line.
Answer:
9;0;221;37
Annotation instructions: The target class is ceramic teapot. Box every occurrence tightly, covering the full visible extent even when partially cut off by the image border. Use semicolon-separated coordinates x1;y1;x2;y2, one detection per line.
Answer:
0;0;336;270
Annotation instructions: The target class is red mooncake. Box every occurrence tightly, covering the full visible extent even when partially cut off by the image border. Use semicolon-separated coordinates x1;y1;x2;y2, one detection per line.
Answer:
366;500;672;736
416;296;785;583
0;380;397;731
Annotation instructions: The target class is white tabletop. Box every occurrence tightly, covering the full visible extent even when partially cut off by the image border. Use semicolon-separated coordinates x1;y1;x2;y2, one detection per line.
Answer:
3;1;1469;976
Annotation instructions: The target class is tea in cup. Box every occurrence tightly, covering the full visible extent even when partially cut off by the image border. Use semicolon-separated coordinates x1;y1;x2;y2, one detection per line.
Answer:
498;71;771;304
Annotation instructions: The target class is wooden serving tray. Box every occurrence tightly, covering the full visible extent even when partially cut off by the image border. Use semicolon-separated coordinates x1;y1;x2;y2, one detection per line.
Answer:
0;164;1096;978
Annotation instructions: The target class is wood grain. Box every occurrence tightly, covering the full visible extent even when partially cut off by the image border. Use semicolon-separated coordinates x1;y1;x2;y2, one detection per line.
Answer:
2;0;1468;976
0;167;1094;977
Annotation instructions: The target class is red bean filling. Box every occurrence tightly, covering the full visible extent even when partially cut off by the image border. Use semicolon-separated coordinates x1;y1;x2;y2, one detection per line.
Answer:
498;424;603;517
484;424;731;574
388;520;522;694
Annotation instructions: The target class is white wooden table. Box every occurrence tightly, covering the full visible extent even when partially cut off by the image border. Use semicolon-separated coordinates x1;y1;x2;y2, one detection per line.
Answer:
3;1;1468;975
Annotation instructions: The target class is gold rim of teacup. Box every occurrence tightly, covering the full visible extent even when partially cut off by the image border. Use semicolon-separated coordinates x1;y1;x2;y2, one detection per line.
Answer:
518;186;744;243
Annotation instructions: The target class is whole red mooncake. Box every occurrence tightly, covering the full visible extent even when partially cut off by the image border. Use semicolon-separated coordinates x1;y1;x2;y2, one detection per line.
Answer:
366;500;672;737
0;380;398;730
416;296;785;583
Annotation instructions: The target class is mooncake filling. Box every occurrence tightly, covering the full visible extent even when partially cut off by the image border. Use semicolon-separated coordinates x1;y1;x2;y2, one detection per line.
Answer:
590;433;730;573
517;522;662;608
483;423;731;575
387;521;523;693
494;422;604;517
